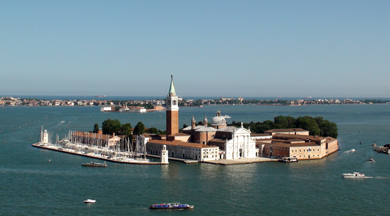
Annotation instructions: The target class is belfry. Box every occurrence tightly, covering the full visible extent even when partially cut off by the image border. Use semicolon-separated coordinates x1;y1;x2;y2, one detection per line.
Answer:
166;75;179;135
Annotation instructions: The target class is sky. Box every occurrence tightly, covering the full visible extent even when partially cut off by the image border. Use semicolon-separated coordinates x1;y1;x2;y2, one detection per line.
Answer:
1;1;389;98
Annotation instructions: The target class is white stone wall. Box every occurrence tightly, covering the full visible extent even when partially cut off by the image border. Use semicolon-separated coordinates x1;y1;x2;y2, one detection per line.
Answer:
147;142;214;161
224;128;257;159
201;147;219;161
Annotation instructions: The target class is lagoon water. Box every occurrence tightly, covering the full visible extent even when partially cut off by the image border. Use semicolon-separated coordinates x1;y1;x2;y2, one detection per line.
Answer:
1;104;390;215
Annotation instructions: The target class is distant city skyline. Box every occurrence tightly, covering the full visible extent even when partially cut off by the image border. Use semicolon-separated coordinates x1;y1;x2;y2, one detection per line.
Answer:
1;1;389;97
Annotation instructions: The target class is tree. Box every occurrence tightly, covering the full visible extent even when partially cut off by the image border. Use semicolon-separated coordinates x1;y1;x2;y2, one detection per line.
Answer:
319;120;338;138
274;116;296;128
121;123;132;136
102;119;122;135
183;124;188;129
146;127;159;134
93;123;99;133
296;116;321;136
133;121;145;136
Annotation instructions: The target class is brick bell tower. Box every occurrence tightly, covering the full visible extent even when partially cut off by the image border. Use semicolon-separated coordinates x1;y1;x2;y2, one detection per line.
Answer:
166;75;179;136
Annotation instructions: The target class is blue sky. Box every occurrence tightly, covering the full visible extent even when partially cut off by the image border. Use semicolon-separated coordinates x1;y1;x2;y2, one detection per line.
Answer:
1;1;389;97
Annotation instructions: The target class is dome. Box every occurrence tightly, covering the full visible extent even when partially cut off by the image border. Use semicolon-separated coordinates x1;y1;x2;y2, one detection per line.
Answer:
211;116;227;126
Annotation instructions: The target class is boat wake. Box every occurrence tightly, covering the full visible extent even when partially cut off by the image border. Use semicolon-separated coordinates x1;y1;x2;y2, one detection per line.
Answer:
372;176;390;179
362;176;389;179
344;149;356;153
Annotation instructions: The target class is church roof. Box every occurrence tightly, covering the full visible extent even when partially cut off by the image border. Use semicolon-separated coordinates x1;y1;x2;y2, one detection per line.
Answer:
195;126;217;132
217;126;239;132
148;139;218;149
182;125;217;132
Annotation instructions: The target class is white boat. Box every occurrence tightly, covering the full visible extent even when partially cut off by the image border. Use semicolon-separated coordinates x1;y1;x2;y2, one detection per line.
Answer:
84;199;96;203
342;172;365;179
281;157;298;163
350;149;356;152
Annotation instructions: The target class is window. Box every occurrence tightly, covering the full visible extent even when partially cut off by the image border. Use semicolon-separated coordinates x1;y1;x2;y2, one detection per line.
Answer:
173;100;177;105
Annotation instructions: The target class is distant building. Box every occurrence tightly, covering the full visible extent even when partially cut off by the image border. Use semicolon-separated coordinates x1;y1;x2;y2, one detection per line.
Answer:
101;106;115;112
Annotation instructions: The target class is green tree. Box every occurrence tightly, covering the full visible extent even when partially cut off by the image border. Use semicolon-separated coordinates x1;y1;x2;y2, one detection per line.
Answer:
102;119;122;135
319;120;338;138
274;116;296;128
146;127;159;134
183;124;188;129
93;123;100;133
133;122;145;135
296;116;321;136
121;123;132;136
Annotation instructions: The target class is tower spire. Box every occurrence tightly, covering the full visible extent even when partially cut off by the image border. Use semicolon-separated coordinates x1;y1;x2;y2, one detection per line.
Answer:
168;75;176;96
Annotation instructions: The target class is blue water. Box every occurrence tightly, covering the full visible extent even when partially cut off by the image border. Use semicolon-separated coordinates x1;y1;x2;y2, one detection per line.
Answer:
1;104;390;215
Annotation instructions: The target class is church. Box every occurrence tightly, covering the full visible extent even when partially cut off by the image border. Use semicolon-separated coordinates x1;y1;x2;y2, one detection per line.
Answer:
146;76;258;161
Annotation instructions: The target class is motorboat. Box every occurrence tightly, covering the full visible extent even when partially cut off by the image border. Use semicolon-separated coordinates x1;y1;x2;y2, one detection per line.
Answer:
82;162;107;167
342;172;365;179
84;199;96;203
350;149;356;152
150;203;194;210
368;157;375;162
281;157;298;163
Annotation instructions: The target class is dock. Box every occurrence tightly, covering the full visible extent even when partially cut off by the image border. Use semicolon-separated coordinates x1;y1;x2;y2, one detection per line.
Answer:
32;143;168;165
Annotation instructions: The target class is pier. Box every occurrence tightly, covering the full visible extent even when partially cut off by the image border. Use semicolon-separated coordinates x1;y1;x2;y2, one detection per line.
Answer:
32;143;168;165
32;128;169;165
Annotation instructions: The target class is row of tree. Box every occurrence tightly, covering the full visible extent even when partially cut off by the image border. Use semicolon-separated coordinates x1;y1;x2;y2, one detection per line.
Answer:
93;119;148;138
93;119;169;138
229;116;338;138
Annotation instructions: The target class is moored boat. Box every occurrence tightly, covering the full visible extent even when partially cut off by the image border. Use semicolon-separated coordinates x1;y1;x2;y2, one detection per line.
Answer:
281;157;298;163
150;203;194;210
342;172;365;179
82;162;107;167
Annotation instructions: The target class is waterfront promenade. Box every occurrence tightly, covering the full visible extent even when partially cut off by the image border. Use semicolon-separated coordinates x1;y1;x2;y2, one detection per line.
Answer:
204;157;279;165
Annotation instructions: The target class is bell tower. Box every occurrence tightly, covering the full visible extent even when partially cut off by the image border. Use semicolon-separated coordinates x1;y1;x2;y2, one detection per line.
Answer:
166;75;179;135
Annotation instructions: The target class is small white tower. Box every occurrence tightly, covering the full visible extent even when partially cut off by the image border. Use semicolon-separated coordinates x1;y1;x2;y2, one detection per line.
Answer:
161;145;169;164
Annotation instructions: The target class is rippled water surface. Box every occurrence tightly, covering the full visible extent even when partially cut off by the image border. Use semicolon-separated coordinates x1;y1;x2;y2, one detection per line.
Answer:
1;105;390;215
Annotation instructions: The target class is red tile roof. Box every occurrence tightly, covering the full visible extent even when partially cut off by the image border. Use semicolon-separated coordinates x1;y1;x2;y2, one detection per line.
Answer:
148;140;217;149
